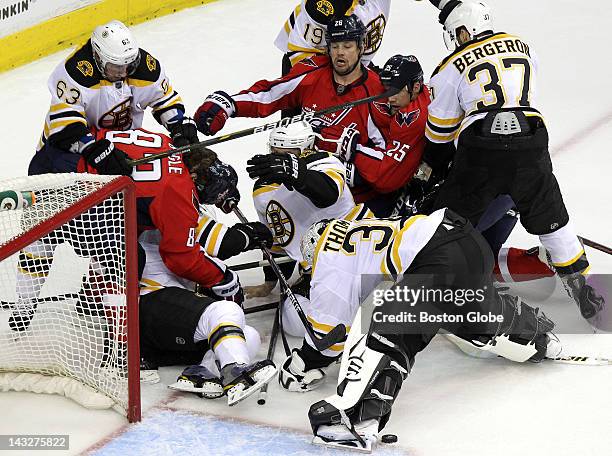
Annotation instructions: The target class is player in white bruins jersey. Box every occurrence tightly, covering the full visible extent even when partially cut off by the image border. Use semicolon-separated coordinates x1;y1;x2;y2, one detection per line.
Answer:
287;211;561;450
138;235;277;406
244;121;372;334
29;20;197;177
417;1;606;329
275;0;391;69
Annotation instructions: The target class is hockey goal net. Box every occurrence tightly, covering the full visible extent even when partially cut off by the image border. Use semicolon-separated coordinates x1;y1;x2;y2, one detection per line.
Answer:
0;173;140;422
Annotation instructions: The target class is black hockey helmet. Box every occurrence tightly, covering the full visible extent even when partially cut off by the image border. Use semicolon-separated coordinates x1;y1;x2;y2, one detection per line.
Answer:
380;55;424;91
325;14;366;48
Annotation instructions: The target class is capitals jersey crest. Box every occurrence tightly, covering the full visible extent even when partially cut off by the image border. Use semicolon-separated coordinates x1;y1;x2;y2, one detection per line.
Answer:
395;108;420;128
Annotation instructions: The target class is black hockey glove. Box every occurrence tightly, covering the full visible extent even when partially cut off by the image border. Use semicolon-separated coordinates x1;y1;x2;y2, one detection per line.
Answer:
168;117;199;147
246;154;306;190
195;159;240;213
82;139;132;176
233;222;273;250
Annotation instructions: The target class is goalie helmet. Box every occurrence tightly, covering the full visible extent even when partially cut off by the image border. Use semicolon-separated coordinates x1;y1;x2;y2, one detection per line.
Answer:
91;20;140;80
268;121;316;154
440;1;492;49
300;219;332;265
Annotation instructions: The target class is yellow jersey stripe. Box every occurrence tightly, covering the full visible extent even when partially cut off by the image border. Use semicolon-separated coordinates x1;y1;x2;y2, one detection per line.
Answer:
436;33;515;74
428;113;464;127
253;184;280;198
213;334;246;350
425;125;456;142
206;224;223;256
553;249;585;268
391;215;427;273
324;169;345;195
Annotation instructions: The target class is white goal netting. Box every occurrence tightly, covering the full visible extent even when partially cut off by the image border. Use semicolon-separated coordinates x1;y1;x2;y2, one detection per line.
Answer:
0;173;138;420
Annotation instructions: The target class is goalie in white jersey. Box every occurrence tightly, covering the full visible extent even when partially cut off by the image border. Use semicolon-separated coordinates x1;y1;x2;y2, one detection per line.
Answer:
418;1;607;329
290;210;561;450
244;121;372;334
29;20;197;177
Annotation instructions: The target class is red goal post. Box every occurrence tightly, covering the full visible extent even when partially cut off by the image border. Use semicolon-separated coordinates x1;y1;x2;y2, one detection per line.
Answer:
0;173;140;422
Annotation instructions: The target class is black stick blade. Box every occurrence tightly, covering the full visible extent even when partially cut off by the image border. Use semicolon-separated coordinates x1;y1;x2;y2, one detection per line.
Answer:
311;323;347;351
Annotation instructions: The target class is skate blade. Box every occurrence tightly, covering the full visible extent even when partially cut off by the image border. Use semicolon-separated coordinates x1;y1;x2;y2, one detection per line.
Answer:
140;369;160;384
227;365;278;406
168;379;224;399
312;435;374;453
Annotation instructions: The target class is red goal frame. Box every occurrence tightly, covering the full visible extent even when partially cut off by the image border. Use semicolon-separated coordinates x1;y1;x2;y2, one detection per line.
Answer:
0;176;141;422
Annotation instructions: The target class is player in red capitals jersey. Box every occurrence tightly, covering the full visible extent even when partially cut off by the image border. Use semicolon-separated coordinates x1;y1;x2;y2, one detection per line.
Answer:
193;15;388;201
78;128;272;302
318;54;430;216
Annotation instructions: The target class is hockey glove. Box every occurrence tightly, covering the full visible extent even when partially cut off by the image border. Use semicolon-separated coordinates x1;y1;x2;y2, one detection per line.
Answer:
210;269;244;305
246;153;306;190
82;139;133;176
194;91;235;136
169;117;199;147
315;125;360;162
232;222;274;250
195;159;241;213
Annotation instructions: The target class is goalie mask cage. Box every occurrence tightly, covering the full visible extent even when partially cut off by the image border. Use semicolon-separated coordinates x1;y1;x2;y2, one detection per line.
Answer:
0;173;140;422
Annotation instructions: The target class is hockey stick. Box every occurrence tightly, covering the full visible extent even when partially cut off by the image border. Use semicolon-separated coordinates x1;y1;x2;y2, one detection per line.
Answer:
546;356;612;366
232;205;346;351
229;256;293;272
257;301;281;405
579;236;612;256
128;88;399;166
244;301;278;315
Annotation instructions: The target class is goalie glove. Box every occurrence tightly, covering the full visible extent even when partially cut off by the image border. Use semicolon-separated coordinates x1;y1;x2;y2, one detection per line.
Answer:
81;139;132;176
246;153;306;191
194;91;235;136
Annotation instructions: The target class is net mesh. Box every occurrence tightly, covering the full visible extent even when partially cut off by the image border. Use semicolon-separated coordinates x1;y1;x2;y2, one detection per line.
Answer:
0;173;131;414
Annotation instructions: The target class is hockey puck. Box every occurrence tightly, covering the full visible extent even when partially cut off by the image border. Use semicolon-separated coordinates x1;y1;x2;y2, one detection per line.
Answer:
381;434;398;444
257;398;266;405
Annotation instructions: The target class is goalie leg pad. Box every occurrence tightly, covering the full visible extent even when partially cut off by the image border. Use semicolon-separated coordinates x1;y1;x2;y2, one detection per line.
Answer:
308;332;407;439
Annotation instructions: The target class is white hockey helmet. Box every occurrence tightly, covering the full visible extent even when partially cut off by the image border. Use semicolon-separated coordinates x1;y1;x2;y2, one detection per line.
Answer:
91;20;140;80
268;121;317;154
300;219;332;265
441;1;492;49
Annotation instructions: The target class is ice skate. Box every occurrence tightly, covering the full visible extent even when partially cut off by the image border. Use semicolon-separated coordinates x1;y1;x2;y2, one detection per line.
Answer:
169;364;223;399
221;360;277;406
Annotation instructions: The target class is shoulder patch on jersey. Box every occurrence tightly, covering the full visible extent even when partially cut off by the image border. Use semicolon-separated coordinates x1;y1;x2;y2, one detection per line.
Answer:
129;49;162;83
395;108;420;128
77;60;94;77
305;0;352;24
373;101;391;116
316;0;334;17
65;41;102;88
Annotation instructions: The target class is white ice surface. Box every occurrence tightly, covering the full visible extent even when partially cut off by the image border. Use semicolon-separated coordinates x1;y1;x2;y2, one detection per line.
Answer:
0;0;611;455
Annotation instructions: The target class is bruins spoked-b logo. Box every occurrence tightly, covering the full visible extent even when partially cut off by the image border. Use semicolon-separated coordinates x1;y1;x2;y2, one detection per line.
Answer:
99;99;133;130
364;14;387;55
266;200;294;247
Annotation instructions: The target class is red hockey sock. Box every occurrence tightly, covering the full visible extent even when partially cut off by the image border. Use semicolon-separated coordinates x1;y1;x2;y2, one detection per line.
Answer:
494;247;556;283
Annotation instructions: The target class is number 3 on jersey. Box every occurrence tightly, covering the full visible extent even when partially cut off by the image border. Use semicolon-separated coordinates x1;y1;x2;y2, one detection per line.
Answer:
467;57;532;110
